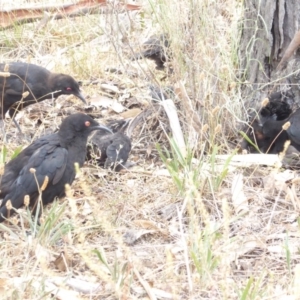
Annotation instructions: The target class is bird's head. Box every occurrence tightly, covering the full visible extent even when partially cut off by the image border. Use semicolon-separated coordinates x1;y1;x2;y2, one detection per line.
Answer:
51;74;86;104
59;113;112;146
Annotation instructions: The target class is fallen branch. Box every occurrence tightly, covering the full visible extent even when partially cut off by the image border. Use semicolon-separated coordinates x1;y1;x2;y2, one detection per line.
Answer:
0;0;141;29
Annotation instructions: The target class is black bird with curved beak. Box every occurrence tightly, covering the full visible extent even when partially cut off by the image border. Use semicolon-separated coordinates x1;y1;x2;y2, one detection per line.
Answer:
0;113;112;223
0;62;86;133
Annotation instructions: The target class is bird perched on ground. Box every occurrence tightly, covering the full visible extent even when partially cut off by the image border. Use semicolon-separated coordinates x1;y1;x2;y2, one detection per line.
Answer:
132;34;169;70
87;119;132;171
0;113;112;222
253;108;300;155
0;62;86;132
242;99;300;154
241;92;292;153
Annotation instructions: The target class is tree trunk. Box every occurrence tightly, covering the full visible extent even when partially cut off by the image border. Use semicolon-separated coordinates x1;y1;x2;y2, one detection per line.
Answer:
239;0;300;109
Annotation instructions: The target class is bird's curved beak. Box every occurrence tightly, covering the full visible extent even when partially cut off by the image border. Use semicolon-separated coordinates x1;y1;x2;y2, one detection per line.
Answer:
76;91;86;104
94;124;113;134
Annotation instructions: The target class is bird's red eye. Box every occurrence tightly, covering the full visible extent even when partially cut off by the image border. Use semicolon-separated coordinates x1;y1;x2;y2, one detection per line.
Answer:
85;121;91;127
66;87;72;91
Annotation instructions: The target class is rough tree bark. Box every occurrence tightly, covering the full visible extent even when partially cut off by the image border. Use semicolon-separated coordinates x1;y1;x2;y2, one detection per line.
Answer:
239;0;300;109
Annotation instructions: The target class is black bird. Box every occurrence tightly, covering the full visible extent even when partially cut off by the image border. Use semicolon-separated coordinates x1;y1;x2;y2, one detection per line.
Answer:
87;119;132;171
260;95;292;122
0;113;112;222
242;104;300;154
241;94;292;153
254;117;289;154
88;132;132;171
132;34;169;70
0;62;86;132
266;91;294;117
256;108;300;153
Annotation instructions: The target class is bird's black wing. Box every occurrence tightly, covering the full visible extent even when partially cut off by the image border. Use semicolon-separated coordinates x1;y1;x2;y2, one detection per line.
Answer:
0;134;59;198
0;74;32;101
15;144;67;192
288;110;300;147
0;63;49;115
0;143;68;213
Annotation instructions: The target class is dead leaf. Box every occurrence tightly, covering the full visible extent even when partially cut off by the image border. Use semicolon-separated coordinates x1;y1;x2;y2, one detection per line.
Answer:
110;100;126;113
263;173;277;192
152;168;171;176
54;251;72;272
43;280;80;300
123;229;156;245
82;201;92;216
100;83;120;94
134;220;161;231
89;95;113;107
264;170;296;193
158;203;177;219
231;239;266;261
152;288;174;299
89;96;126;113
125;97;142;108
274;169;295;183
120;108;142;118
52;277;101;294
146;144;153;157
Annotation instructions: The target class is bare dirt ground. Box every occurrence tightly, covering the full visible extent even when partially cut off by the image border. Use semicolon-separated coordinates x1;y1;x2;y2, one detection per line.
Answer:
0;1;300;299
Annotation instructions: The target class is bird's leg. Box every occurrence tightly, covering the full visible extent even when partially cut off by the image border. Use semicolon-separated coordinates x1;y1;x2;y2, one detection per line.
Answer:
12;117;32;142
9;108;23;134
0;119;8;142
10;109;32;142
13;117;23;134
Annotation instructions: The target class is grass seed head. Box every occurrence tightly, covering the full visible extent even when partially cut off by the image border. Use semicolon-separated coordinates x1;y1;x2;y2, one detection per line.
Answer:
4;64;9;72
261;98;269;107
0;72;10;77
202;124;209;133
5;200;12;210
22;91;30;99
212;106;220;115
282;121;291;131
215;124;222;134
24;195;30;207
30;168;36;174
41;176;49;191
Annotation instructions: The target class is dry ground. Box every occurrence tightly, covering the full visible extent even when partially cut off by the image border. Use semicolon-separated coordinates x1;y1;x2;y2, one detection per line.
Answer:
0;1;300;299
